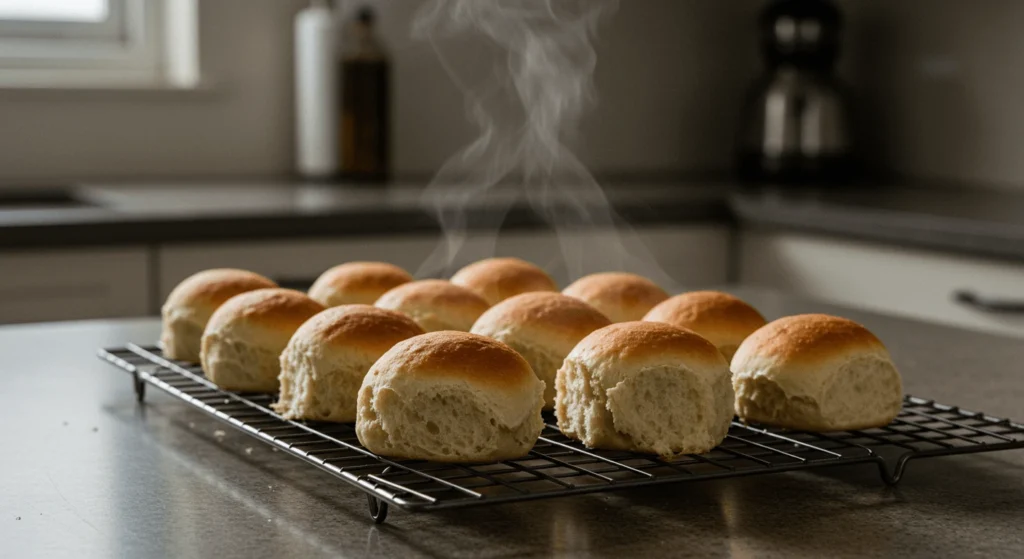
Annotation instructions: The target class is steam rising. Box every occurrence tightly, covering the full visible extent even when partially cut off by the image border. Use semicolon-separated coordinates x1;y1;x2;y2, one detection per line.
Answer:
414;0;675;287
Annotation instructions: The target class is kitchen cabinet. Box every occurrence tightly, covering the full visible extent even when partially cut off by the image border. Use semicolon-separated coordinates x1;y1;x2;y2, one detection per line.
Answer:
0;225;729;325
158;225;730;301
0;248;150;324
739;230;1024;338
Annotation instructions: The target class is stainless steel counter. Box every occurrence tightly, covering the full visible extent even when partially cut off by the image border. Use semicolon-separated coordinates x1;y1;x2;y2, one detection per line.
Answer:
3;288;1023;558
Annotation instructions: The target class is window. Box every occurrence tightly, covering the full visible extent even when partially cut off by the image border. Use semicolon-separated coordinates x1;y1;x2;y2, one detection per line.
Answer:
0;0;110;22
0;0;198;88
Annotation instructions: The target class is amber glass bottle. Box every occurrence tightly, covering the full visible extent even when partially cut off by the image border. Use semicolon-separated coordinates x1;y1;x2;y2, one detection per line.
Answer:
340;7;390;182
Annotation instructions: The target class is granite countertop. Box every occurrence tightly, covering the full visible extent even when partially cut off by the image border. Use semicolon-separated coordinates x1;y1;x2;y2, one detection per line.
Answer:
730;185;1024;262
3;287;1023;558
0;181;730;249
2;180;1024;263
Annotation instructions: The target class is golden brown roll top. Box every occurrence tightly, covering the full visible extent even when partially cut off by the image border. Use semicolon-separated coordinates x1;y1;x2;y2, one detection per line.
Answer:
568;321;728;372
472;292;612;357
374;279;490;332
356;331;545;462
643;291;766;360
732;314;891;370
471;292;611;408
450;257;558;306
308;261;413;308
731;314;903;431
275;305;425;422
286;304;424;357
204;288;325;339
161;268;277;362
562;272;669;323
200;288;324;392
369;332;540;396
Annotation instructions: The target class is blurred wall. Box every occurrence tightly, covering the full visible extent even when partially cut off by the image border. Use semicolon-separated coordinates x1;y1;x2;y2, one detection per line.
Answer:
0;0;758;183
839;0;1024;189
0;1;1022;190
379;0;758;178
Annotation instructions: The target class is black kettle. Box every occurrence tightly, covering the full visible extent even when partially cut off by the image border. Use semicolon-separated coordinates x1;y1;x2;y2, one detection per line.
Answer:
737;0;854;184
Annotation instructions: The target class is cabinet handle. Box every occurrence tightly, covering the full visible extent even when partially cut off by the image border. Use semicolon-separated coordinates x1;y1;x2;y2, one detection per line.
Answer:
275;278;316;292
953;290;1024;314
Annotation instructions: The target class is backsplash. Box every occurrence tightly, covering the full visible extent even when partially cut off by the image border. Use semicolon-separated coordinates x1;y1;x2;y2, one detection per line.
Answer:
0;1;1020;190
377;0;758;179
0;0;758;183
839;0;1024;189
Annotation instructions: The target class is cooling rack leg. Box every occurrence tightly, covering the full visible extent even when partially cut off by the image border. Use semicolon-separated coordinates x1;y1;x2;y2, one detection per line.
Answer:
875;455;910;486
367;494;389;524
365;465;392;524
132;372;146;403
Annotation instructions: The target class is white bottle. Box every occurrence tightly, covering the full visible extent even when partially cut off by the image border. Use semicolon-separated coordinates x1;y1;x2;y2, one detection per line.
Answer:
294;0;338;178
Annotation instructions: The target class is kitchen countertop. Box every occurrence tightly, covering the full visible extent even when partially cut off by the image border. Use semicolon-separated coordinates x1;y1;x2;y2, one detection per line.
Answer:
0;181;730;249
731;185;1024;262
3;287;1023;558
3;180;1024;263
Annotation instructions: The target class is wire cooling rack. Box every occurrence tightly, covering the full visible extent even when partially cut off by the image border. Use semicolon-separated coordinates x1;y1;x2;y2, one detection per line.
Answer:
99;344;1024;524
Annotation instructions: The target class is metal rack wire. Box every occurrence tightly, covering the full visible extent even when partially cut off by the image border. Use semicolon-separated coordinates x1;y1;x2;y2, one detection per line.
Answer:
99;344;1024;524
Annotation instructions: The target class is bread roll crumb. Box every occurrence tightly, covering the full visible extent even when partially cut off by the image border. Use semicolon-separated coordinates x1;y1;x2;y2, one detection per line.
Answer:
556;321;733;457
200;288;323;392
275;305;424;422
356;331;544;462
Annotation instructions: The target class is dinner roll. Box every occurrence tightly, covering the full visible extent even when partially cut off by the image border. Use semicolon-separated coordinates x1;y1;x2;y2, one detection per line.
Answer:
201;289;324;392
450;257;558;305
356;331;545;462
556;321;734;457
275;305;424;422
374;279;490;332
308;261;413;307
471;292;611;409
731;314;903;431
562;272;669;323
161;269;277;362
643;291;767;361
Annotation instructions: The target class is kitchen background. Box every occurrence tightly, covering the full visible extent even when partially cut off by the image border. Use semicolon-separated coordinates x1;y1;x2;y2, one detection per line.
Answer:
2;0;1023;185
1;0;1023;336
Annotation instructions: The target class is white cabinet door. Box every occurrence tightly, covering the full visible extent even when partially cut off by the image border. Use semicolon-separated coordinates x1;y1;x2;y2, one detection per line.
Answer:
158;225;730;301
0;248;150;324
739;230;1024;338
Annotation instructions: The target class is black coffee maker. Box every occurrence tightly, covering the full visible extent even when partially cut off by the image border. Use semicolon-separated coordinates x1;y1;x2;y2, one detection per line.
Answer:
737;0;854;184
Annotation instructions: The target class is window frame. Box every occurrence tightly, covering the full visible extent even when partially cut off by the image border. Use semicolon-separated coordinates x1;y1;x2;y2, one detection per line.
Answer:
0;0;199;89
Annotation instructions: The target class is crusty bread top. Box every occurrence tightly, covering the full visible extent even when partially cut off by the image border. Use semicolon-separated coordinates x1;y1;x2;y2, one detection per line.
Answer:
288;304;424;355
568;321;726;369
731;314;890;371
371;331;536;390
365;330;544;428
450;257;558;305
204;288;324;336
308;262;413;306
163;269;277;314
643;291;766;346
375;279;490;313
471;292;611;355
562;272;669;322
